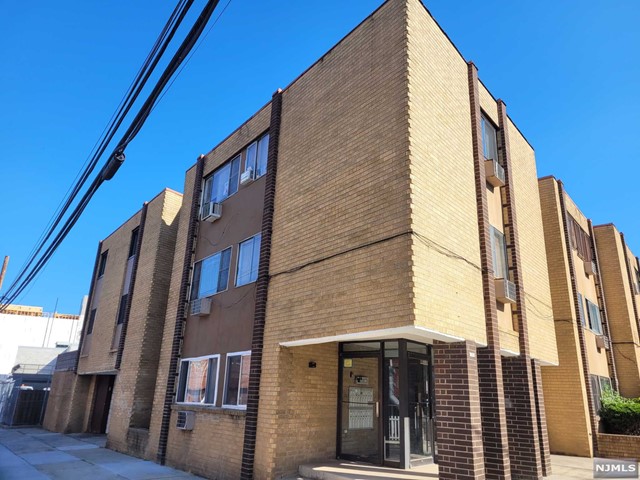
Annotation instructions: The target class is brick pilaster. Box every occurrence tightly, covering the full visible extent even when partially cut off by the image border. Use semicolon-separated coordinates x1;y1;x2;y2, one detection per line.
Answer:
620;233;640;338
467;61;511;480
497;100;543;479
433;341;486;480
241;89;283;480
530;359;551;476
156;156;205;465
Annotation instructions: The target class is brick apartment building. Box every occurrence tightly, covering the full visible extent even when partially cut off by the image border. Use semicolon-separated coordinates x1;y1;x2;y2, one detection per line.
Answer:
43;0;572;478
44;188;182;452
538;177;617;457
144;0;558;478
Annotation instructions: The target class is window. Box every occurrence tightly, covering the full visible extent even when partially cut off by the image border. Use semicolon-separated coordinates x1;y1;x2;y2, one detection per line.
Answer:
586;299;603;334
481;116;499;162
490;226;508;279
567;215;592;262
177;355;219;405
634;267;640;295
577;293;586;327
236;234;261;286
223;351;251;408
87;309;97;334
116;294;128;325
98;251;108;278
190;247;232;300
128;227;140;258
591;375;612;413
203;156;241;205
244;134;269;178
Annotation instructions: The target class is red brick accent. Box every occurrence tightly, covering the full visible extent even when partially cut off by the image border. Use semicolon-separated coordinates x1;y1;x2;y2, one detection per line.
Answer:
434;341;486;480
497;100;543;479
157;156;205;465
467;61;511;480
597;434;640;459
531;359;552;476
241;90;283;480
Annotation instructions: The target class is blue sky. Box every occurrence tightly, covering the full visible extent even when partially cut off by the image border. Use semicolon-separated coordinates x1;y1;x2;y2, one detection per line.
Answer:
1;0;638;314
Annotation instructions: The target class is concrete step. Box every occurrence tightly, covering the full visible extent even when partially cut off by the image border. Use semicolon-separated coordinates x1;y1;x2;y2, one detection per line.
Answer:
298;460;438;480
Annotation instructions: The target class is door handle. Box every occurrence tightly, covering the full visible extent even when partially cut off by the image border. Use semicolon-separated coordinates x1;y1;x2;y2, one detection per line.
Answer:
375;401;379;418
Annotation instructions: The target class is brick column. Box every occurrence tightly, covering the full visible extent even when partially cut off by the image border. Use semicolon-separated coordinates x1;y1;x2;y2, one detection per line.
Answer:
433;341;486;480
467;61;511;479
497;100;543;479
530;359;552;476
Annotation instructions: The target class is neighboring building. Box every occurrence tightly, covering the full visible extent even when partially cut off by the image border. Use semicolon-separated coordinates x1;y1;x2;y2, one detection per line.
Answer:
43;188;182;451
0;346;67;427
135;1;559;479
0;302;83;374
538;177;617;458
593;224;640;399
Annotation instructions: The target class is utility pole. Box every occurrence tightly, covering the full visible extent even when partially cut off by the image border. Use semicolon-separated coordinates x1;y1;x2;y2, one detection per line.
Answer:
0;256;8;292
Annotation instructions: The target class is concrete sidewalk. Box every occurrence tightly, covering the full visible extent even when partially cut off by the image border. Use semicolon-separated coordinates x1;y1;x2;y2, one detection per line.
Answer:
0;427;204;480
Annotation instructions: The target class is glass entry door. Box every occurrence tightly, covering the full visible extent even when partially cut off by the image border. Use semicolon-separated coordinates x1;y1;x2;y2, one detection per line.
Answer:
407;351;435;464
339;354;381;463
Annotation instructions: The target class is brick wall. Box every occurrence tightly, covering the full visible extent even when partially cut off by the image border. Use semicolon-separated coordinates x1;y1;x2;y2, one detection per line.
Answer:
597;434;640;460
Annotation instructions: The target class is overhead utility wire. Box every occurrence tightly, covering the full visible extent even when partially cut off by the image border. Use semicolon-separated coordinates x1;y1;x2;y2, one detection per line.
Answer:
8;0;195;294
0;0;222;310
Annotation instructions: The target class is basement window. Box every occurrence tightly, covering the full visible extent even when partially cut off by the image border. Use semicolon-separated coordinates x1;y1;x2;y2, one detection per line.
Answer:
223;351;251;408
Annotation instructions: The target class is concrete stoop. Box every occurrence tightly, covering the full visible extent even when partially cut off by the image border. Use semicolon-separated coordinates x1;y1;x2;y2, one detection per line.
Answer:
297;461;438;480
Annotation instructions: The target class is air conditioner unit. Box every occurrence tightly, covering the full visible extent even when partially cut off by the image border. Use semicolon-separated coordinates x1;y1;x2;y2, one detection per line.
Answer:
485;159;505;188
240;168;255;186
190;297;211;317
596;335;611;351
200;202;222;222
495;278;517;304
584;259;597;276
176;410;195;431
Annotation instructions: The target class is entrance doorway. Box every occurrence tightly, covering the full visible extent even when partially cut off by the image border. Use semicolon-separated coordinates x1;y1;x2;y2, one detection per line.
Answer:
337;340;435;469
89;375;115;434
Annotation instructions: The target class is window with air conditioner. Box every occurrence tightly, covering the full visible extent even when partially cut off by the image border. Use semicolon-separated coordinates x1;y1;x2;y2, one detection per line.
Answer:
236;234;261;287
177;355;219;405
243;133;269;180
481;116;499;162
202;155;240;209
190;247;232;300
586;299;603;334
490;226;508;279
223;351;251;409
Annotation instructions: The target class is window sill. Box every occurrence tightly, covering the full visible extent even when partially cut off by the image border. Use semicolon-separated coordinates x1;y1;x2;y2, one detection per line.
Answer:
171;403;246;418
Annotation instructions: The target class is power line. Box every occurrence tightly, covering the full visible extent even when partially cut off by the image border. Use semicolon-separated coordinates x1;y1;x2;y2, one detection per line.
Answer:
0;0;224;311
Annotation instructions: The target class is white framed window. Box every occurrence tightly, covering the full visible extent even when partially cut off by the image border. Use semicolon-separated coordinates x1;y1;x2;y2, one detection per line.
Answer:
490;226;508;279
586;299;603;334
481;116;499;162
98;251;108;278
243;134;269;178
177;354;220;405
236;234;261;287
223;351;251;408
190;247;232;300
203;155;241;205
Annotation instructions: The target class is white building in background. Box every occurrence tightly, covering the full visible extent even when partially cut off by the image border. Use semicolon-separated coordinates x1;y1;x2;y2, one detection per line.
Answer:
0;297;86;374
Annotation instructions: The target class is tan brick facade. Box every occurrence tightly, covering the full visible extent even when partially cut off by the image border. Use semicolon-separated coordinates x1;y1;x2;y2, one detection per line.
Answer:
594;224;640;398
